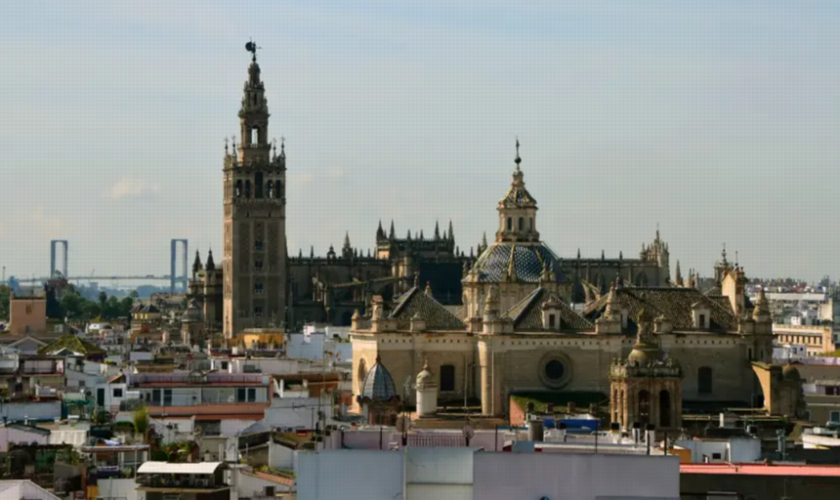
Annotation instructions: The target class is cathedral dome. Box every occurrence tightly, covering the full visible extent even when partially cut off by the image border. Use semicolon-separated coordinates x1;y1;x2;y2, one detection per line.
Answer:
359;355;399;403
468;242;562;284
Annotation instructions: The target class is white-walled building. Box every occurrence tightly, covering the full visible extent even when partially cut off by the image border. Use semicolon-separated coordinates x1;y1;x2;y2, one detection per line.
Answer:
297;448;679;500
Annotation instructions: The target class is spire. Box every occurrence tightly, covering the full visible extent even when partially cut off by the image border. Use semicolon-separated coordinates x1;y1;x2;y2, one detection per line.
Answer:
389;220;396;239
434;221;440;240
299;248;303;258
482;232;488;249
407;230;412;241
619;251;623;260
507;245;518;282
205;249;216;271
753;287;770;322
448;220;454;241
343;231;351;250
377;220;385;239
192;250;203;274
420;229;425;241
577;248;581;260
514;137;522;171
675;260;683;286
601;249;605;260
310;246;314;259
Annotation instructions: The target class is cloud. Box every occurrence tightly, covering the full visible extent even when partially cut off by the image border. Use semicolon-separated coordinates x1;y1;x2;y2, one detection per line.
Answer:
107;178;161;201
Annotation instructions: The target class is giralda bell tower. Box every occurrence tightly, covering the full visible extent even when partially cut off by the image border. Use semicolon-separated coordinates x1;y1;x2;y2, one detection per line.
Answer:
223;42;287;338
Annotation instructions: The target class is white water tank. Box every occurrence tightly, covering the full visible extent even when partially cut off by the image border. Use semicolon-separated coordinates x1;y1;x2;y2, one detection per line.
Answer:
415;361;438;417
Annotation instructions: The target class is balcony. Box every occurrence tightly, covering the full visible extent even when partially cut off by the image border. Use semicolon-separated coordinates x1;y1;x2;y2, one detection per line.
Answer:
136;475;229;491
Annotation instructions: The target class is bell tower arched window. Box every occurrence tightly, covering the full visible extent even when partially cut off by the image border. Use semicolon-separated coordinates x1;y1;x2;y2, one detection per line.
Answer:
245;180;251;198
254;172;264;198
267;180;274;198
235;180;242;198
251;126;259;145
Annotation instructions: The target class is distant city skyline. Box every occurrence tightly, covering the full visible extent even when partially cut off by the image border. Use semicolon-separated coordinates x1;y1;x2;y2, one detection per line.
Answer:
2;1;839;282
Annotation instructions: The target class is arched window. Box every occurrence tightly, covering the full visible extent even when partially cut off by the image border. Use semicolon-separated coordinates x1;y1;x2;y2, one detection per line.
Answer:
357;358;367;393
251;126;259;145
254;172;264;198
698;367;713;394
507;218;512;231
518;217;524;231
440;364;455;392
638;390;650;425
659;390;671;427
235;180;242;198
529;218;534;231
267;180;274;198
276;180;283;199
245;180;251;198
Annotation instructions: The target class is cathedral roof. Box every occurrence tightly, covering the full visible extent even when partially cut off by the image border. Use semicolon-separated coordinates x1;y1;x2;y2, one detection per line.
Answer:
389;287;465;330
585;287;738;333
504;287;593;331
468;242;562;284
360;355;399;403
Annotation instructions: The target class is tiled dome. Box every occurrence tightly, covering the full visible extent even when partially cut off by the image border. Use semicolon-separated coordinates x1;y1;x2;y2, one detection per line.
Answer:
359;355;399;403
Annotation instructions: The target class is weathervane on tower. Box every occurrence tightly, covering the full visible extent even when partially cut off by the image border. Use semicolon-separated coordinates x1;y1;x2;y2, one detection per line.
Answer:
245;39;261;61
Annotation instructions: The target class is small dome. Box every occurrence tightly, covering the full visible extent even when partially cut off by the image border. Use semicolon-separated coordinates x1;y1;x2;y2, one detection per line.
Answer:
182;299;202;323
360;355;399;403
782;364;801;381
627;341;661;366
416;360;437;389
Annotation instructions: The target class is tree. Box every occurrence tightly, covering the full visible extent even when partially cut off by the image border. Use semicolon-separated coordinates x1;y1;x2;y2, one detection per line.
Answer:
134;405;150;440
59;290;84;319
0;286;10;321
98;291;108;306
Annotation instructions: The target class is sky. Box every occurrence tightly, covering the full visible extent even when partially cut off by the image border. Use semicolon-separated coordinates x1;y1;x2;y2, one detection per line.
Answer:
1;1;839;283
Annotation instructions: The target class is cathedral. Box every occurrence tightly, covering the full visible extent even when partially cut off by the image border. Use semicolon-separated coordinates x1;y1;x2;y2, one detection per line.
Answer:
185;47;799;425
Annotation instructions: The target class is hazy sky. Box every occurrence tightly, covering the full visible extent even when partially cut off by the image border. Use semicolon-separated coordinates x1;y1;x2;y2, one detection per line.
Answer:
1;1;839;283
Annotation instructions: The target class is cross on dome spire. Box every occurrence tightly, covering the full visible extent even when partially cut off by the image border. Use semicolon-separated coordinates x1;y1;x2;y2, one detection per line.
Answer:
515;137;521;170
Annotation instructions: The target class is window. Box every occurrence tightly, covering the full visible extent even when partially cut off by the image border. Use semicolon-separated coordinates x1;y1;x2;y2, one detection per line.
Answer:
254;260;264;272
251;126;259;145
255;172;264;198
78;380;86;389
254;306;264;318
152;389;161;405
113;388;123;398
163;389;173;406
221;361;229;370
254;283;264;294
440;364;456;391
544;360;564;380
659;390;671;427
698;367;713;394
248;388;257;402
529;218;533;231
245;180;251;198
712;453;722;460
638;390;650;425
237;388;247;402
548;314;556;329
699;314;706;328
506;217;512;231
518;217;524;231
267;180;274;198
255;240;264;251
830;411;840;423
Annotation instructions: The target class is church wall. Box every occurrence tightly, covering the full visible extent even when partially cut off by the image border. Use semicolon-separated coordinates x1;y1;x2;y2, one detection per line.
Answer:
496;337;629;396
664;336;754;402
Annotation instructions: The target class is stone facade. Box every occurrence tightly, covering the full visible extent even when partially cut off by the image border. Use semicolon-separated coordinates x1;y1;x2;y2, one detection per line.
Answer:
350;149;786;425
222;52;288;338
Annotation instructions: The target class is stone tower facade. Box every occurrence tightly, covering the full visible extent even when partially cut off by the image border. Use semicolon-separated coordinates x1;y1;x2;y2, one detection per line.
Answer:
223;48;287;338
